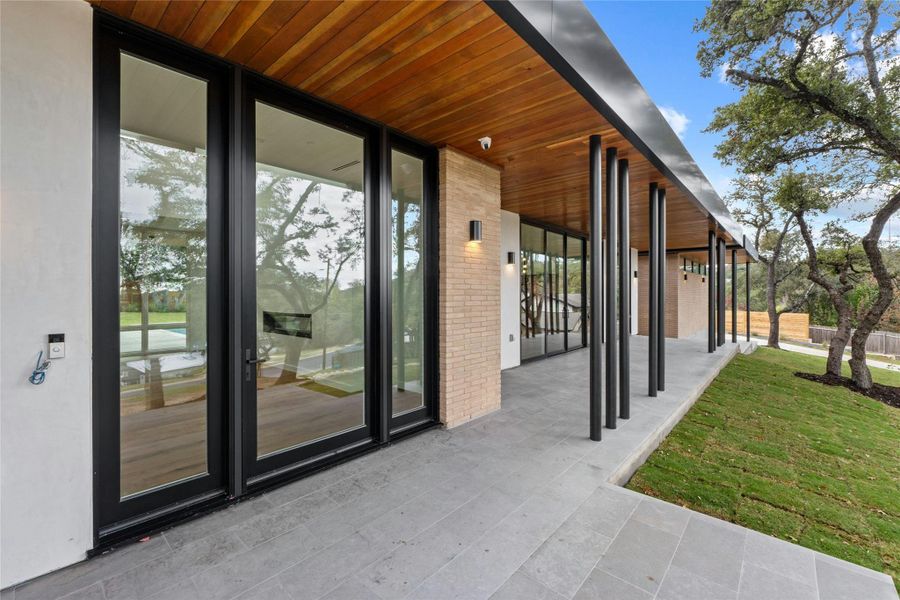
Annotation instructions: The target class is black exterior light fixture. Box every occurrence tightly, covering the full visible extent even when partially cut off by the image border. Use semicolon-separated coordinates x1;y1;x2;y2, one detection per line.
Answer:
469;220;482;242
507;251;515;265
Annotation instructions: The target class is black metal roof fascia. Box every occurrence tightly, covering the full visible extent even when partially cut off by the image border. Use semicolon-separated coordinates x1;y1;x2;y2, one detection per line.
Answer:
486;0;748;252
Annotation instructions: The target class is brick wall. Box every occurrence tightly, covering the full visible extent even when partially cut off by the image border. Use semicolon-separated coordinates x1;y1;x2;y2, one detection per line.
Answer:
677;265;708;339
438;147;502;428
637;254;679;338
637;254;707;339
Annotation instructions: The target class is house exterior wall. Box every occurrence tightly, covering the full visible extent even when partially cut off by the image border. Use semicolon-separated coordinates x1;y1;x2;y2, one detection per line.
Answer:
637;254;700;339
438;147;502;427
500;210;521;370
678;266;709;339
0;0;94;587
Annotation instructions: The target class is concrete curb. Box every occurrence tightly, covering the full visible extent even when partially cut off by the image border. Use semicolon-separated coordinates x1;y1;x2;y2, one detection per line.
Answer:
607;343;741;486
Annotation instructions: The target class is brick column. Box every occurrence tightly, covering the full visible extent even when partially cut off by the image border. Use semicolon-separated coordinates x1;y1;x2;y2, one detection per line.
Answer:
438;147;502;427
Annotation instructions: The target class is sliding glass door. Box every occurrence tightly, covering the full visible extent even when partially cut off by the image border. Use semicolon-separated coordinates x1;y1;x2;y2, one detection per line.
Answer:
519;221;587;362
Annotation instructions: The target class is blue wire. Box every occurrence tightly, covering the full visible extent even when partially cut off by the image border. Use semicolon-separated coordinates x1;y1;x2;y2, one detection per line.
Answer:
29;351;49;385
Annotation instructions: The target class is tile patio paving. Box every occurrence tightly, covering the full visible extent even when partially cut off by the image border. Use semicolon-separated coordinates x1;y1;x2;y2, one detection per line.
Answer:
5;337;897;600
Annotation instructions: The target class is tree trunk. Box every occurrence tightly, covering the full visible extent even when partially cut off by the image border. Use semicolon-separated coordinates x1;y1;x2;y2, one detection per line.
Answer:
827;313;852;377
795;211;853;378
276;340;301;386
768;312;781;348
848;190;900;389
766;261;780;348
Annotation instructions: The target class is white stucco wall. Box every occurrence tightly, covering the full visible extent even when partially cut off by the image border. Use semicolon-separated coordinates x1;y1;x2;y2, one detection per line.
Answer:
1;0;94;587
499;210;521;370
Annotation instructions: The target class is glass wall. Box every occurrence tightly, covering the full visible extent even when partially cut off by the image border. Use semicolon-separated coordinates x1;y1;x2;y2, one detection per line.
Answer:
546;232;565;354
520;222;586;361
391;150;425;416
118;54;210;498
566;238;585;350
520;224;546;360
254;102;366;457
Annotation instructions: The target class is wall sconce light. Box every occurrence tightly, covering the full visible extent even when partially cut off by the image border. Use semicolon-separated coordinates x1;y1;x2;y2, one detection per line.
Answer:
702;276;706;283
684;273;688;281
507;251;515;265
469;220;482;242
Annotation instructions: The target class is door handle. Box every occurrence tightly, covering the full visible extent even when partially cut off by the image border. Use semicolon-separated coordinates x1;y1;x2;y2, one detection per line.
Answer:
244;349;261;381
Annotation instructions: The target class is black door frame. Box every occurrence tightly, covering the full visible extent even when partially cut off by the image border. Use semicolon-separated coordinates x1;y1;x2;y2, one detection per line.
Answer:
92;10;438;548
239;73;380;486
92;16;230;539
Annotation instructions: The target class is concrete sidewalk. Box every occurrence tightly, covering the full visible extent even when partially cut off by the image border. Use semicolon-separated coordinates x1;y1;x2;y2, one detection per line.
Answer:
751;336;899;372
6;337;896;600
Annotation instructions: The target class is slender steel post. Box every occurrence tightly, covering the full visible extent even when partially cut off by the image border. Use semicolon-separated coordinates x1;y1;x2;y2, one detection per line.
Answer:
377;127;392;443
618;159;630;419
648;183;659;396
604;147;618;428
589;135;603;441
746;259;751;342
657;188;666;392
717;237;726;346
731;248;737;344
708;229;716;353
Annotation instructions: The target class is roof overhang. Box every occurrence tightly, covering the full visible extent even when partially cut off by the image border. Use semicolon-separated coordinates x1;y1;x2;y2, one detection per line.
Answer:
488;0;748;251
89;0;755;259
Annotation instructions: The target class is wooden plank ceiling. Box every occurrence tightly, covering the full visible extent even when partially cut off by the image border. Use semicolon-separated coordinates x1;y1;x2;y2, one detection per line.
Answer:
92;0;731;251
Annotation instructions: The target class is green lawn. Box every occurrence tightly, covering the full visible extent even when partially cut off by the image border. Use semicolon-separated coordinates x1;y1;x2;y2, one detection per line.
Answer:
626;347;900;590
120;312;186;326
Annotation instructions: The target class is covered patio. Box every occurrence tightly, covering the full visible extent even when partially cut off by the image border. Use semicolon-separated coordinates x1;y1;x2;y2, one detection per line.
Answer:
9;337;895;600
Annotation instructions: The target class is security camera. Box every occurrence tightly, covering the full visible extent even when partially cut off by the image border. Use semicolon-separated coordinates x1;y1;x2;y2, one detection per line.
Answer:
478;136;492;151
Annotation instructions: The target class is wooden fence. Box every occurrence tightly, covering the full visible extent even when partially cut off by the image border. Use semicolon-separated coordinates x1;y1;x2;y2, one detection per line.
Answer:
724;310;810;341
809;326;900;356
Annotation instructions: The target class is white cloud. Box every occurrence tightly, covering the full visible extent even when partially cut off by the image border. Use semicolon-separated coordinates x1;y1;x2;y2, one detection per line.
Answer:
717;62;731;84
659;106;690;139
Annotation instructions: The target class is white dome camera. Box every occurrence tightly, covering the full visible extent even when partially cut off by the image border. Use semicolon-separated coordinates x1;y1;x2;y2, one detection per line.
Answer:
478;136;492;151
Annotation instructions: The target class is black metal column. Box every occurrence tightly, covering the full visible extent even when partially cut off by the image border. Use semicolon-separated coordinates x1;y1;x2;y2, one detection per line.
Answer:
605;147;618;429
589;135;603;441
657;188;666;392
746;263;751;341
717;237;726;346
617;159;630;419
731;248;737;344
648;183;659;396
708;229;716;353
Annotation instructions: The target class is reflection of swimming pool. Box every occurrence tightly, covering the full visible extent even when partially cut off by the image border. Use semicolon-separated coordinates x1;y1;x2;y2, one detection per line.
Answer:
172;328;186;335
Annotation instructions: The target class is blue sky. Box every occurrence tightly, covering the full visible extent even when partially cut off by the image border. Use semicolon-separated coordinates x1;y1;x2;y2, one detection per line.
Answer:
585;1;739;197
584;1;887;240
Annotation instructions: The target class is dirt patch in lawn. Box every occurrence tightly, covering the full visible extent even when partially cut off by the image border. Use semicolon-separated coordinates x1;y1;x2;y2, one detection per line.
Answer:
795;372;900;409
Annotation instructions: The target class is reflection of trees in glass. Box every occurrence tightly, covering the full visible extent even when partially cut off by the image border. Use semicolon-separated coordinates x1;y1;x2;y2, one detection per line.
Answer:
119;137;206;315
255;168;364;386
119;136;208;412
393;197;423;390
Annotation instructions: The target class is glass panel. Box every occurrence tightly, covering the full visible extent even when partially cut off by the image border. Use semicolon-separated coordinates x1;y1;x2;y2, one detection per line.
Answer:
391;150;425;416
520;224;545;360
118;54;209;498
254;102;366;457
546;232;565;354
566;236;584;349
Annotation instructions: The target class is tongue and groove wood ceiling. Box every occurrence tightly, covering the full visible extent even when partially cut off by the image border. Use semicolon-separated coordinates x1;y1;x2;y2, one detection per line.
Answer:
92;0;731;251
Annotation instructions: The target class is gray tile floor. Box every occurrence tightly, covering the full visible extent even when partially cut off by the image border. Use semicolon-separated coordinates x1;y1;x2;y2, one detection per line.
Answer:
6;337;897;600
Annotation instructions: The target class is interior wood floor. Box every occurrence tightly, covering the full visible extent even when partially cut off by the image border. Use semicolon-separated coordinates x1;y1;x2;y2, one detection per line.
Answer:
120;384;422;497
